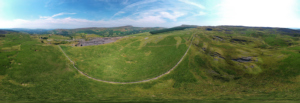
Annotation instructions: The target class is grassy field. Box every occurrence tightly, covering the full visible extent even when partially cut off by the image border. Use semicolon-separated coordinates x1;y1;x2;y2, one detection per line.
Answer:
0;27;299;102
61;31;191;82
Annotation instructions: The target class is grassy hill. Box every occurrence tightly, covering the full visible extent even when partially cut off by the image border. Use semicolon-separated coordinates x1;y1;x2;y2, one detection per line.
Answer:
4;26;164;37
8;28;51;34
0;26;299;102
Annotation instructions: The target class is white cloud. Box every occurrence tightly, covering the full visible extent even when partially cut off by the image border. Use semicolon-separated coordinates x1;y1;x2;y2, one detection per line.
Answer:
111;0;186;22
52;13;76;18
0;0;4;14
0;1;2;7
190;11;207;17
199;11;206;15
122;0;129;5
0;3;186;29
126;0;157;8
216;0;300;28
44;0;65;8
44;0;51;7
128;8;186;22
111;0;157;18
0;15;167;29
160;12;185;21
40;12;76;19
111;11;125;18
178;0;205;9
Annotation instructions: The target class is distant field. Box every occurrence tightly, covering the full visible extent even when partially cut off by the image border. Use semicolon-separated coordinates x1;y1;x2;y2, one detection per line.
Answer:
61;31;191;82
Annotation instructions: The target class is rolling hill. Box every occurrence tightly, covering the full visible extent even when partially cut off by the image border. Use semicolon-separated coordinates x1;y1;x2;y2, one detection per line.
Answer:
52;25;164;37
0;26;299;102
6;26;164;37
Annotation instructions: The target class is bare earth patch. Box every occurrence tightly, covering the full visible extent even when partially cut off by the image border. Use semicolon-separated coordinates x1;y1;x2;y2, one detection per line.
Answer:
174;37;182;48
76;37;122;46
145;51;151;56
9;80;34;87
0;75;6;82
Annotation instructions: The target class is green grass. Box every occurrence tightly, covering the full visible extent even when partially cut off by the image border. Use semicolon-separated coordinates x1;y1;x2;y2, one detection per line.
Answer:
61;33;190;82
0;33;32;75
0;28;299;102
287;46;300;50
264;36;289;47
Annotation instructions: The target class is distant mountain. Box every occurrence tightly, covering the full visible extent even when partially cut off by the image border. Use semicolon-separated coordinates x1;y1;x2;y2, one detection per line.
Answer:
5;25;299;37
51;26;164;37
178;24;199;28
0;29;19;34
7;28;52;34
0;26;164;37
215;26;300;37
288;28;300;30
0;29;20;37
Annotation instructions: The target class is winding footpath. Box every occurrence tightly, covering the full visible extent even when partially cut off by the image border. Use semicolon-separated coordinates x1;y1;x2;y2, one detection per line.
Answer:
58;36;194;84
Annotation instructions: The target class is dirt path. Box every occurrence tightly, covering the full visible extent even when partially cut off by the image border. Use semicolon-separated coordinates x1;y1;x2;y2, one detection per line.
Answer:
58;35;194;84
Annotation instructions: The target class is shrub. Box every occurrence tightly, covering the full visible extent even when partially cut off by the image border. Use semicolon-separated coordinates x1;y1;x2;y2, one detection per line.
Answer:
41;37;48;39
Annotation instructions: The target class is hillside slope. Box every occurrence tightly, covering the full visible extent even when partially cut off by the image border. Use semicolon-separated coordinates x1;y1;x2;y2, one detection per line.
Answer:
0;26;299;102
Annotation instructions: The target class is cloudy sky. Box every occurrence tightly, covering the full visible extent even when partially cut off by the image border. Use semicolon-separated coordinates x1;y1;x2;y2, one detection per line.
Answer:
0;0;299;29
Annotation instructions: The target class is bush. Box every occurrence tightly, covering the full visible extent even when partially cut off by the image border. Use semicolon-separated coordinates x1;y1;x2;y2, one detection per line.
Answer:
206;28;213;31
41;37;48;39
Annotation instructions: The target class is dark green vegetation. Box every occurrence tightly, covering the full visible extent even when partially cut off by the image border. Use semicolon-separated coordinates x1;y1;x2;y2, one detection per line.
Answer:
0;26;299;102
150;25;198;34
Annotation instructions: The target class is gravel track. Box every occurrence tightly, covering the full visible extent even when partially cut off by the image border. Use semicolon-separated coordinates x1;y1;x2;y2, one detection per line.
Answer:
58;36;194;84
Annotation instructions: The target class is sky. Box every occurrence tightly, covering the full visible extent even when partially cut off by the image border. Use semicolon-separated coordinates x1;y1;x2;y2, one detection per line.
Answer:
0;0;299;29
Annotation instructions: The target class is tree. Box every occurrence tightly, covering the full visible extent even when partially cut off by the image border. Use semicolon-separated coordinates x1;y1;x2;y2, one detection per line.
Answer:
69;36;73;40
109;30;113;37
61;31;69;36
80;33;87;38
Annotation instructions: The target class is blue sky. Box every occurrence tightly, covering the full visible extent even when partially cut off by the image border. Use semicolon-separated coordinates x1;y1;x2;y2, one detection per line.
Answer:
0;0;299;29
